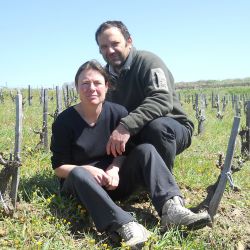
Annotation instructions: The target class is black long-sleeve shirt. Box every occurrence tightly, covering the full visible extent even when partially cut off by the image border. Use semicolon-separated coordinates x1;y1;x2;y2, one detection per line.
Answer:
50;101;128;170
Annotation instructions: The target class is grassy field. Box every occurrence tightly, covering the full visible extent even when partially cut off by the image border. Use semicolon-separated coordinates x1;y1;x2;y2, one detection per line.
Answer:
0;86;249;250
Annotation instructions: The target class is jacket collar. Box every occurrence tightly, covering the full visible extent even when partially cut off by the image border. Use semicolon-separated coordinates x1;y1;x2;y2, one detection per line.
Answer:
108;47;136;77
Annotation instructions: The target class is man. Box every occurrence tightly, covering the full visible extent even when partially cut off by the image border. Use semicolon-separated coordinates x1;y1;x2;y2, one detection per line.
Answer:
94;21;211;246
95;20;194;173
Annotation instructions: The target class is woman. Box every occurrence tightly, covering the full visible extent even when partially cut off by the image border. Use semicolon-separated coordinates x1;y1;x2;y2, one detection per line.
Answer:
50;60;211;249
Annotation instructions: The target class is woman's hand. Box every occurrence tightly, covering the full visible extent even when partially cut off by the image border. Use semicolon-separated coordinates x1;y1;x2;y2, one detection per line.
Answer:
105;166;120;190
105;155;126;190
84;165;111;187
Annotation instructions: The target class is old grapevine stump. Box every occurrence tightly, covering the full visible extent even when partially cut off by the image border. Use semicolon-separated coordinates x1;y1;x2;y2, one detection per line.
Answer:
0;94;22;213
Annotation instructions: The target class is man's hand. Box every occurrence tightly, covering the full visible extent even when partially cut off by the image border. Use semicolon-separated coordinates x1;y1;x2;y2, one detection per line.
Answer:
106;124;130;157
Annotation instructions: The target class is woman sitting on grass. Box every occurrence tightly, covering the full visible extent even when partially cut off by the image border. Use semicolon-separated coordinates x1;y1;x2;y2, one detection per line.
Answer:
50;60;211;249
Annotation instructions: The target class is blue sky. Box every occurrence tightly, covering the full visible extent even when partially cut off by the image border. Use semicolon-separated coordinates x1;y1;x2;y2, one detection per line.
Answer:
0;0;249;88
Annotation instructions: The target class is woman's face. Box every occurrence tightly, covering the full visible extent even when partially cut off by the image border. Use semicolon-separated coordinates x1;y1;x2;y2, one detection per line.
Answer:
77;68;108;106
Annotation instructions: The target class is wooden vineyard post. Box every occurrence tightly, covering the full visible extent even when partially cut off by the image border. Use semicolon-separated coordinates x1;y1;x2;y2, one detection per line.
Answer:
246;101;250;157
197;94;206;135
195;94;199;114
56;86;62;115
0;89;4;103
32;89;49;151
62;87;67;108
66;85;70;107
231;94;235;110
222;96;227;112
239;100;250;158
43;89;49;151
234;95;241;117
211;91;215;108
28;85;32;106
10;94;23;209
40;87;44;105
216;94;220;112
208;116;241;219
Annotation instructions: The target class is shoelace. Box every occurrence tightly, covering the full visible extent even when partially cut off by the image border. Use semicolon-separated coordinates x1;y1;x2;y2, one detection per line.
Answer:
168;203;194;218
118;223;136;240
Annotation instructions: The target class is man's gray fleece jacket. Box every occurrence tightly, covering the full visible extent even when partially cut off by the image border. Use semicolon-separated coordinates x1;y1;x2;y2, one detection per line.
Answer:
106;47;194;136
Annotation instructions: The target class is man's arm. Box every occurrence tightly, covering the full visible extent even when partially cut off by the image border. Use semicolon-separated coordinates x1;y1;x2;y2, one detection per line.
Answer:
121;66;175;136
106;123;130;157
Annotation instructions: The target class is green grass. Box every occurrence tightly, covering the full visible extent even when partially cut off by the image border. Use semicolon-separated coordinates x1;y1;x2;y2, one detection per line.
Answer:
0;87;250;249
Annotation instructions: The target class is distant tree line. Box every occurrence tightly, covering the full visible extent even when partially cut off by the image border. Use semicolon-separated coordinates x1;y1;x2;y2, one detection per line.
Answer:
175;77;250;90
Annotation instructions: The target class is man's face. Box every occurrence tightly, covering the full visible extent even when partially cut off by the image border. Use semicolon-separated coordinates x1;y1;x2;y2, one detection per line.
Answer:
97;27;132;72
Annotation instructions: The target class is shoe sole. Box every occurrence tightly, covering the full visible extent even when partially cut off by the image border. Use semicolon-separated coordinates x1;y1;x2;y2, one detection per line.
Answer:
129;232;152;250
187;216;212;230
130;242;145;250
109;234;147;250
160;217;212;232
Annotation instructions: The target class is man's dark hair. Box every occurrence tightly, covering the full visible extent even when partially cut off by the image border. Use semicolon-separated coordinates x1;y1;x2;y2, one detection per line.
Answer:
95;21;131;44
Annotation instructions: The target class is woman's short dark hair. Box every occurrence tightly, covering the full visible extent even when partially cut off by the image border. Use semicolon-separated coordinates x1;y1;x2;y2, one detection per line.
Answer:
95;20;131;44
75;60;109;87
